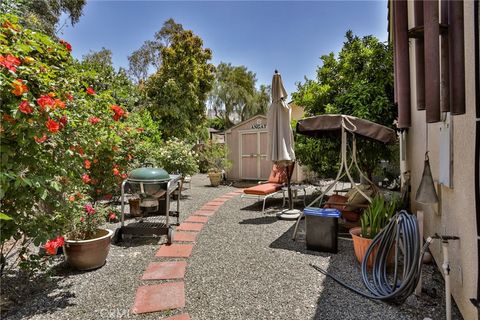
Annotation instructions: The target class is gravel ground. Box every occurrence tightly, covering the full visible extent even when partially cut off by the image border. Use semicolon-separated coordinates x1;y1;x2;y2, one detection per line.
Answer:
1;174;462;320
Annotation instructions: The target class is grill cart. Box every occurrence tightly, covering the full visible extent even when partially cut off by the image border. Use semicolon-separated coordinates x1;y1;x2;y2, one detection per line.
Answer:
115;166;182;243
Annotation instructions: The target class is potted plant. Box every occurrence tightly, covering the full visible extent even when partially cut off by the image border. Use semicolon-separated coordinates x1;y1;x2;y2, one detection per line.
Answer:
350;194;398;268
61;199;114;270
199;142;232;187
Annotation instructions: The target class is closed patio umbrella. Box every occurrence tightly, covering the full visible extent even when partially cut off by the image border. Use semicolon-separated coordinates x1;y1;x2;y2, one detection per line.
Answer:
267;70;299;219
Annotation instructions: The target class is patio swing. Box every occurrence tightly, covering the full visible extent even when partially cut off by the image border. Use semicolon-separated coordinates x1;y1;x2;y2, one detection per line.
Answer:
292;114;396;240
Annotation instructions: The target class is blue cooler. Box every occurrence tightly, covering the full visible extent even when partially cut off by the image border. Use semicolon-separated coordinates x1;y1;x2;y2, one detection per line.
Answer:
303;208;341;253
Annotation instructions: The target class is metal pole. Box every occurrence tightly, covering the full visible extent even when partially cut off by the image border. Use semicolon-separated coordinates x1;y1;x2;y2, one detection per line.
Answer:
442;240;452;320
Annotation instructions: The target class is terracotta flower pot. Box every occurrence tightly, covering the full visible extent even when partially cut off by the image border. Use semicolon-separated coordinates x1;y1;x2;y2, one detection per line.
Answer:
350;227;394;269
208;172;222;187
63;229;113;270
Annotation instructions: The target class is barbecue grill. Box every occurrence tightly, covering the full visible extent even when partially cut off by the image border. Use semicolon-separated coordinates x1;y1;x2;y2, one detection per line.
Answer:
114;166;181;243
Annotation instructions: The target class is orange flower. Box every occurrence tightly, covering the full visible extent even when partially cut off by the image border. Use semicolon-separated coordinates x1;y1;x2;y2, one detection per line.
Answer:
18;101;33;114
0;54;21;72
48;92;56;97
2;114;15;124
2;20;19;31
113;168;120;176
68;195;76;202
84;159;91;169
54;99;66;109
45;119;60;133
93;159;98;164
11;79;28;96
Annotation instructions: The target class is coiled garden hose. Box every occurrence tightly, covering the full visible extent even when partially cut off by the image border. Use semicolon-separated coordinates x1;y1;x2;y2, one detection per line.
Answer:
311;210;432;303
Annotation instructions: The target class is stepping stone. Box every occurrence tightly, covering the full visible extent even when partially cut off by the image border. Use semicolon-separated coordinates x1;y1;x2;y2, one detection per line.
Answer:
177;222;203;232
184;215;209;223
209;200;227;204
173;231;198;242
201;205;219;211
162;313;191;320
156;244;193;258
131;282;185;314
193;210;216;217
212;199;229;203
142;261;186;280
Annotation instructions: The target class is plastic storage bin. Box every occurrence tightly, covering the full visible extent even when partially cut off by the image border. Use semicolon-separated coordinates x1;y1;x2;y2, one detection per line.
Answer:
303;207;341;253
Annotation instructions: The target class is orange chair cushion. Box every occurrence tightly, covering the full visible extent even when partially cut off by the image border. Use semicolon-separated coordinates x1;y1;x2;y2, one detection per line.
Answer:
267;163;295;184
324;194;360;222
243;183;282;195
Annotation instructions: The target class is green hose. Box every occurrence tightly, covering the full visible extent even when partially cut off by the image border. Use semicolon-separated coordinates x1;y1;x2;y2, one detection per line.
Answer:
311;210;430;303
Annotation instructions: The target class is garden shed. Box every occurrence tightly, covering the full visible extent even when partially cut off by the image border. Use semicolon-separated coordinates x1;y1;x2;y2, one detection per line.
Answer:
225;105;305;182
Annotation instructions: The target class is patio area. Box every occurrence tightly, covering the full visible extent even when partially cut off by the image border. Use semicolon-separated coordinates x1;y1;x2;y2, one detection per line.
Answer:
1;174;461;320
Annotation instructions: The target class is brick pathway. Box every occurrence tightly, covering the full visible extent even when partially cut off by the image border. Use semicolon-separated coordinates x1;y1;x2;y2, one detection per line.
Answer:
131;190;243;319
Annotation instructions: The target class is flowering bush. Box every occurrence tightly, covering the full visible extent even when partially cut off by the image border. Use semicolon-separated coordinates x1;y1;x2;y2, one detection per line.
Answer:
156;138;199;177
0;15;156;274
197;141;232;173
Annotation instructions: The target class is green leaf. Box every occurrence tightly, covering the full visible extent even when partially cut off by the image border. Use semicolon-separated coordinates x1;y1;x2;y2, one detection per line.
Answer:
0;212;13;220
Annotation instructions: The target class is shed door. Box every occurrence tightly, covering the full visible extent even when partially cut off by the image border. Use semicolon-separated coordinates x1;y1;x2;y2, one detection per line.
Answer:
240;131;270;180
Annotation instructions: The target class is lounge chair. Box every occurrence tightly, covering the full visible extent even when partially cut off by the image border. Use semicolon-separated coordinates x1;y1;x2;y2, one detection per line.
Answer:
241;163;294;213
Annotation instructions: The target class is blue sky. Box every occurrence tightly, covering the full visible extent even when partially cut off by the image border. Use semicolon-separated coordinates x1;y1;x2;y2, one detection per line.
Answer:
60;1;388;96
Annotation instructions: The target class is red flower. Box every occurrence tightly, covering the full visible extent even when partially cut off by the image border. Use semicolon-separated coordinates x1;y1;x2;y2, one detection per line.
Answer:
82;173;91;184
121;173;128;179
34;134;47;143
53;236;65;247
68;195;75;202
54;99;66;109
44;236;64;255
110;105;125;121
108;212;117;221
84;204;95;215
88;116;101;125
66;93;74;101
77;147;85;156
0;54;21;72
59;115;68;128
18;100;33;114
86;87;96;95
84;159;91;169
11;79;28;96
37;95;55;111
46;119;60;133
44;241;56;255
113;168;120;176
59;39;72;52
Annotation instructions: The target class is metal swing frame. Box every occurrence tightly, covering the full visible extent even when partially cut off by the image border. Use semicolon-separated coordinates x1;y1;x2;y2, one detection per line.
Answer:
292;117;376;240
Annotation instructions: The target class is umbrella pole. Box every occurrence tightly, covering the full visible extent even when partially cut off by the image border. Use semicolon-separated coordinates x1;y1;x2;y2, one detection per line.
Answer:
287;163;294;210
277;162;301;220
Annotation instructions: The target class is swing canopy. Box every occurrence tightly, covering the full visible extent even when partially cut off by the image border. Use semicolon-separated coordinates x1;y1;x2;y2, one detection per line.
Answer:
296;114;396;144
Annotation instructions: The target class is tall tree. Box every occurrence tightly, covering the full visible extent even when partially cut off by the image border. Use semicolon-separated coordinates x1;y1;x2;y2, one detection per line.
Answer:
127;18;183;83
0;0;86;36
143;19;215;140
293;31;395;179
209;62;269;129
80;48;143;110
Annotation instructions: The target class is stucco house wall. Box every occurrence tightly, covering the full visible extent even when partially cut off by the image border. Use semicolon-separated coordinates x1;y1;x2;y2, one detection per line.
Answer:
402;1;478;319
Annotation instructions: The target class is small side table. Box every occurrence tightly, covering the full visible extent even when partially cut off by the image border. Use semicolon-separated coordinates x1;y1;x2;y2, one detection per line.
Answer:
282;184;308;207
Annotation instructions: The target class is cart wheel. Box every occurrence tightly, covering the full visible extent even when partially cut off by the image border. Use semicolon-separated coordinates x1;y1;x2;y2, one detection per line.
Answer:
113;228;123;244
167;227;174;244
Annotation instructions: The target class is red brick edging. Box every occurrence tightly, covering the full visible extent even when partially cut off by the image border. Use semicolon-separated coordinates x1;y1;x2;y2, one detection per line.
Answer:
131;189;244;318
